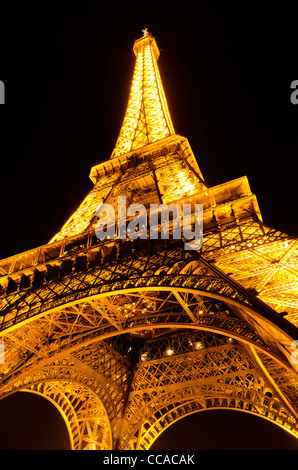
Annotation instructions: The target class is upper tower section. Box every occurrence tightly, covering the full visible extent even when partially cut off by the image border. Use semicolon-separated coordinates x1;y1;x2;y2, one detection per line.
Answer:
110;29;175;159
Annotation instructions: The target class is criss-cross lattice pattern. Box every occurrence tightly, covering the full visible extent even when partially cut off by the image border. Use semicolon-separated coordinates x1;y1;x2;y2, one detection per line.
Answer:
111;33;174;159
0;31;298;450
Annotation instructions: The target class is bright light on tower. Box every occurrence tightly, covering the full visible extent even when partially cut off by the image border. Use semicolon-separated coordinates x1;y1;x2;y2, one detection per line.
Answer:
166;348;174;356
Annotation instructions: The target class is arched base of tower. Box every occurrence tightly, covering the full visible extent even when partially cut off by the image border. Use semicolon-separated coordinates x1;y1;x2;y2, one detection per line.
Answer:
150;408;298;450
0;391;71;450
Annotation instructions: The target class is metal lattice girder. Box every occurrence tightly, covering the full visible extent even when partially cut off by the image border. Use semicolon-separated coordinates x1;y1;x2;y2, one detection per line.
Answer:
116;331;298;449
22;381;113;450
51;134;207;242
1;324;298;449
0;352;120;449
1;238;297;357
110;32;175;159
0;30;298;450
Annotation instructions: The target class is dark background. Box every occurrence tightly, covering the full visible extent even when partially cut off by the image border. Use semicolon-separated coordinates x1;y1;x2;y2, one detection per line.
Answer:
0;0;298;450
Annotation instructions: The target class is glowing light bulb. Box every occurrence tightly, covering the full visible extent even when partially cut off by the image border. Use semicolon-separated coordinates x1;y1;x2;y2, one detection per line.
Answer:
166;348;174;356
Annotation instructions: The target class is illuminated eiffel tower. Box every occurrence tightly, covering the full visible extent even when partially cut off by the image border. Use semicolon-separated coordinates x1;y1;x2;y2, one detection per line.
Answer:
0;29;298;450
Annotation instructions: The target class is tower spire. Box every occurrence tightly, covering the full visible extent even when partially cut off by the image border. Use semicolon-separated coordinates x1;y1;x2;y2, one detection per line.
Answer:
110;30;175;159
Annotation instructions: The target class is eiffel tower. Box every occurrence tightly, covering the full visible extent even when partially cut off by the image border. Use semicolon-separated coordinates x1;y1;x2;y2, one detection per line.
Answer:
0;29;298;450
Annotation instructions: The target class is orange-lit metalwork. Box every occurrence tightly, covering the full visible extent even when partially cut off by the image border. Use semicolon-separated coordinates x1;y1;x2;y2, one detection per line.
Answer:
0;31;298;450
111;29;175;158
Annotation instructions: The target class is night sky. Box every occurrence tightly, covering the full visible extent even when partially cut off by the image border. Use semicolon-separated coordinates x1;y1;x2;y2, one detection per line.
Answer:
0;0;298;451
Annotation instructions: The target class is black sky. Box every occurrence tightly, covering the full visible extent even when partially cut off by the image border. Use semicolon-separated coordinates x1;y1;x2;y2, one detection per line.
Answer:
0;0;298;451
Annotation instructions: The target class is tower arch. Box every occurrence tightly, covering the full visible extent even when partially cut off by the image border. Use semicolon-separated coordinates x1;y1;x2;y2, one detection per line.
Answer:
149;406;296;450
115;328;298;449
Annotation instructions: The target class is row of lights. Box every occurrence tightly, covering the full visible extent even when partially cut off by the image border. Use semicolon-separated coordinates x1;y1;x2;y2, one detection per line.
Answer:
140;341;205;361
231;242;253;250
140;338;235;361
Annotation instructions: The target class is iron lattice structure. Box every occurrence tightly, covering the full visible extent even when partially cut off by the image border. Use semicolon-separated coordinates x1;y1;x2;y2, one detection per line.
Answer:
1;30;298;450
